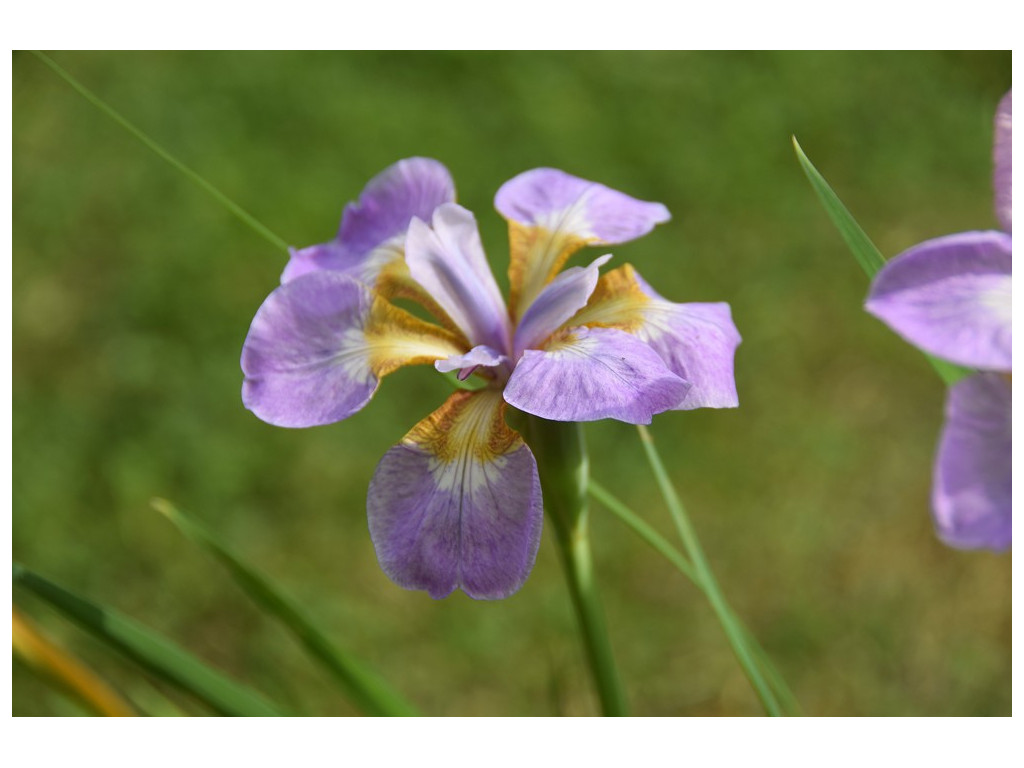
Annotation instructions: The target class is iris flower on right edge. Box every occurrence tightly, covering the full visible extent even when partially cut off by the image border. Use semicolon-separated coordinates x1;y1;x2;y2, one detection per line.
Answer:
865;90;1011;551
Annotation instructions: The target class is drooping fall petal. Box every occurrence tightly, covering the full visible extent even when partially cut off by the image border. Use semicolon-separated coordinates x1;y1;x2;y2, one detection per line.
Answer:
503;326;689;424
367;389;543;599
495;168;670;319
932;373;1011;551
866;231;1012;371
570;264;741;409
242;272;463;427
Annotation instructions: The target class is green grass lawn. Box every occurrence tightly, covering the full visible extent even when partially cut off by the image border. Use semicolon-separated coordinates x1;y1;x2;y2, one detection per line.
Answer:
12;50;1011;716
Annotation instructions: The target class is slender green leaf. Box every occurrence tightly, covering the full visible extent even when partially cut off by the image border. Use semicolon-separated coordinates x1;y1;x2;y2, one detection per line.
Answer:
152;499;418;716
636;426;784;716
588;480;800;716
793;136;971;385
13;563;284;716
32;51;290;253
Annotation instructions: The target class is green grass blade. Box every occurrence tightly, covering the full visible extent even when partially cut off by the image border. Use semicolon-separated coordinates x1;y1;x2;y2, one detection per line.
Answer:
13;563;284;716
152;499;419;716
792;136;971;386
588;480;800;715
636;426;784;716
792;136;886;276
31;51;290;253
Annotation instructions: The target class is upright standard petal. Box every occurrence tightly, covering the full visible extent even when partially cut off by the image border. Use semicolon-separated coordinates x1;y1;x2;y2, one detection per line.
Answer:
242;272;463;428
994;90;1011;234
367;389;543;600
495;168;670;319
513;254;612;356
933;373;1011;551
503;326;689;424
866;231;1012;371
569;265;741;409
281;157;456;284
405;204;511;352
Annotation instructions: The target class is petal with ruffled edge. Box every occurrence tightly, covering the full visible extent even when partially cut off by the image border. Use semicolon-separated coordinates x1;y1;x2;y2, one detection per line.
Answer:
503;326;689;424
994;90;1011;233
932;373;1011;551
495;168;670;319
865;231;1012;371
405;203;511;352
513;254;611;356
242;272;463;428
568;264;741;409
281;157;455;283
280;158;459;331
367;389;543;600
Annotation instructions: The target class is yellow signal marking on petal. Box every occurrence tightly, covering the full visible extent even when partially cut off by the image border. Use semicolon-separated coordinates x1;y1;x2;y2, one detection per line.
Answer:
354;237;467;342
507;222;595;320
566;263;651;332
363;294;465;377
403;388;521;464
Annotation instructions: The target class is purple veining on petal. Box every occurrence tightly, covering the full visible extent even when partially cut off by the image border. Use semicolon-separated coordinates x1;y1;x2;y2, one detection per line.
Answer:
281;157;456;284
514;254;612;356
241;273;381;427
630;270;742;410
503;326;689;424
406;203;511;353
932;373;1011;551
866;231;1012;371
495;168;670;244
367;391;543;600
994;90;1012;234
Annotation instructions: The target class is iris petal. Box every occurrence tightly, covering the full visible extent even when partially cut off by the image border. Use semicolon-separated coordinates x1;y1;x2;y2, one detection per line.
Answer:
241;272;463;427
405;204;512;353
503;326;689;424
495;168;670;319
514;254;611;356
932;373;1011;551
866;231;1012;371
367;389;543;600
281;157;455;284
280;158;459;330
570;264;741;409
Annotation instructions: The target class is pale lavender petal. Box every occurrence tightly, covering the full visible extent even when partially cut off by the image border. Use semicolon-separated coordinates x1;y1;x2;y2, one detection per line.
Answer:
503;326;689;424
496;168;671;318
241;272;461;428
514;254;612;355
495;168;670;245
994;90;1011;233
281;157;455;284
367;390;543;600
866;231;1012;371
405;203;511;353
933;373;1011;551
630;271;742;410
435;345;508;376
280;242;352;284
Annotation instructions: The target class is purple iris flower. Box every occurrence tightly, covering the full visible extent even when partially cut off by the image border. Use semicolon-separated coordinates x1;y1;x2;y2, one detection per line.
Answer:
865;91;1011;551
241;159;741;598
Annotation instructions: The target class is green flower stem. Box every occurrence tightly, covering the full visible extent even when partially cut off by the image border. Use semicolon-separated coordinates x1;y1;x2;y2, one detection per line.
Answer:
31;51;291;254
525;417;628;716
588;479;800;716
636;425;783;716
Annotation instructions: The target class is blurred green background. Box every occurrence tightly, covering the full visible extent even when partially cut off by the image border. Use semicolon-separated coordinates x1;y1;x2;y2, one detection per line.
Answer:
12;51;1011;716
